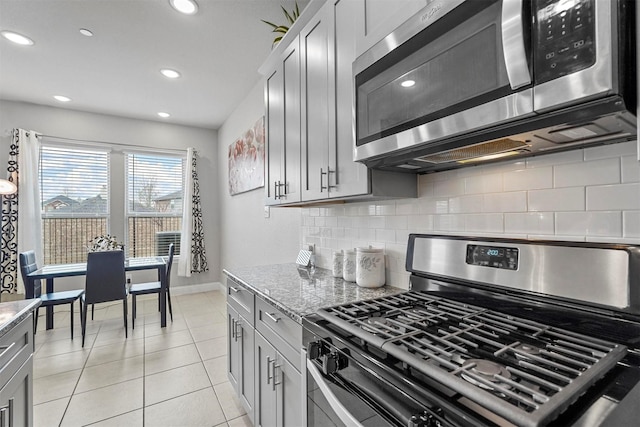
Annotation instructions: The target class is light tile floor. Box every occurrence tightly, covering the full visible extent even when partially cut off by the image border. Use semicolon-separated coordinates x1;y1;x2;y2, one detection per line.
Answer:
33;290;251;427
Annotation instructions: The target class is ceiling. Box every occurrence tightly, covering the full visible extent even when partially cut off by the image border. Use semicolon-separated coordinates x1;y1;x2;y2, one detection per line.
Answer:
0;0;306;130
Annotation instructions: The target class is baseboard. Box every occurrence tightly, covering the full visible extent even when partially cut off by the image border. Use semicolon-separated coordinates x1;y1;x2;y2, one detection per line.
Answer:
171;282;223;295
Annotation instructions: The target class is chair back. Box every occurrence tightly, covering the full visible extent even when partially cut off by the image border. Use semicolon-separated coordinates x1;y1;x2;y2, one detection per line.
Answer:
19;250;41;299
165;243;175;290
85;250;126;304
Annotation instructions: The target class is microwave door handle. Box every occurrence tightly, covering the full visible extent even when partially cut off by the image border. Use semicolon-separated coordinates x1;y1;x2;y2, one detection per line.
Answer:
307;359;364;427
501;0;531;89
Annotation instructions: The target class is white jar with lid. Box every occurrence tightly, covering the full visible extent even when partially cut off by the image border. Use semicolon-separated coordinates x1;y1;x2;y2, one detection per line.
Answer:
332;251;343;277
342;249;356;282
356;247;385;288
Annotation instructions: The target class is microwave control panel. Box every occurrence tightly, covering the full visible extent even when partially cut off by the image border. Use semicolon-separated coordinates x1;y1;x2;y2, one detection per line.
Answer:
466;245;519;270
534;0;596;84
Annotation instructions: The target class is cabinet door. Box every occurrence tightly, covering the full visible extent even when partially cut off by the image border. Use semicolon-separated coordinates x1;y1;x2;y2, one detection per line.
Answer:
238;314;255;422
265;64;285;206
300;7;331;202
227;304;241;391
355;0;428;57
0;356;33;427
282;38;301;204
254;333;277;427
275;352;302;427
329;0;369;198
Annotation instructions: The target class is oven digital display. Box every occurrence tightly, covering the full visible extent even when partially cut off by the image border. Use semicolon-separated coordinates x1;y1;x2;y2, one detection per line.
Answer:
466;244;518;270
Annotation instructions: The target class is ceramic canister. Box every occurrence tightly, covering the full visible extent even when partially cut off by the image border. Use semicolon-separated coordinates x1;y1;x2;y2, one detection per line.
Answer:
332;251;343;278
355;247;385;288
342;249;356;282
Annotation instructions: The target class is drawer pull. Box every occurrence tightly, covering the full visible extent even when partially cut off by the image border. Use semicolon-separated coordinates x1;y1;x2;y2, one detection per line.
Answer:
229;285;240;293
0;398;14;427
231;318;236;340
0;343;15;364
265;312;280;323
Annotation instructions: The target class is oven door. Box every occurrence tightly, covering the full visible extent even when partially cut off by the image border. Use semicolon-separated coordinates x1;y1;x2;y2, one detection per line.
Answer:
305;342;435;427
354;0;533;162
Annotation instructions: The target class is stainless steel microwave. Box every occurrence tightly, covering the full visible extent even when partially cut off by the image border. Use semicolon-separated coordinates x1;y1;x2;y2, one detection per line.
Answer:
353;0;637;173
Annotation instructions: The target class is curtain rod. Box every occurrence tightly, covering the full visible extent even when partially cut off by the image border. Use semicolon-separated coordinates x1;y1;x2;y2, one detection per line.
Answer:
36;133;194;155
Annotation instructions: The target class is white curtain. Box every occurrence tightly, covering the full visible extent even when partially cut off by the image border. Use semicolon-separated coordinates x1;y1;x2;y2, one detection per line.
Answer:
177;148;195;277
1;129;43;295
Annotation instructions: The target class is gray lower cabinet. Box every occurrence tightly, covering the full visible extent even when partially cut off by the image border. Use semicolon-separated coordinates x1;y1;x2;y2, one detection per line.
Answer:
226;278;256;424
0;315;35;427
254;332;302;427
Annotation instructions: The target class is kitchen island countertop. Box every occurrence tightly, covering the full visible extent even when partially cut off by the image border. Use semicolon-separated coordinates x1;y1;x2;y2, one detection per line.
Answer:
223;263;407;323
0;298;41;339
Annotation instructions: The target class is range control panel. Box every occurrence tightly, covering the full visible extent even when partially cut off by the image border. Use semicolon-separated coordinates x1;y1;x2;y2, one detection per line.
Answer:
534;0;596;84
466;244;519;270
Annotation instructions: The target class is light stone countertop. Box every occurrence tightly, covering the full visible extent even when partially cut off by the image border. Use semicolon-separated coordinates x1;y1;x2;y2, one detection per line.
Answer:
0;298;41;339
223;263;407;323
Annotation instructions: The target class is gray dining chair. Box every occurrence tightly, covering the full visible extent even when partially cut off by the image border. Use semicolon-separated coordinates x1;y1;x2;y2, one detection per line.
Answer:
19;250;84;339
81;249;128;347
129;243;174;329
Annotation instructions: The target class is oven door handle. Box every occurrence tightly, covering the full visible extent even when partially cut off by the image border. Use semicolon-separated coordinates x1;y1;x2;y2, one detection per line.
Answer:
307;359;364;427
501;0;531;89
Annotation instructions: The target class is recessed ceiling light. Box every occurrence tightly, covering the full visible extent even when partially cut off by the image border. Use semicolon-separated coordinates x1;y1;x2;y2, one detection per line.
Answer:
79;28;93;37
158;112;170;118
160;68;181;79
1;30;34;46
53;95;71;102
169;0;198;15
401;80;416;88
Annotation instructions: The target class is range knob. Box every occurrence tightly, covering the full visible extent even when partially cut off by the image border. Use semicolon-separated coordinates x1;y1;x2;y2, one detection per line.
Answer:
320;352;347;375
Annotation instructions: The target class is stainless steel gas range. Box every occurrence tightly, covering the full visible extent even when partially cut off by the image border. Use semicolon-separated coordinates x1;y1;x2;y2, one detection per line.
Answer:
303;234;640;427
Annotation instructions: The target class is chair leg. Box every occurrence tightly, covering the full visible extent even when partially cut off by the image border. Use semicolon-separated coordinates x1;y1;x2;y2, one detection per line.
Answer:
81;302;88;347
132;294;136;330
70;301;74;340
34;307;39;335
167;290;173;322
123;298;128;339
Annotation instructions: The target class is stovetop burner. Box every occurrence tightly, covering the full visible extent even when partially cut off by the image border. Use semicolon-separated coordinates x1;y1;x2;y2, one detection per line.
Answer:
316;291;628;427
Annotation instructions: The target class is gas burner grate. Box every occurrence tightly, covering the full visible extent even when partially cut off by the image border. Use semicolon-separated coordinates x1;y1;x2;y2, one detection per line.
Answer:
316;291;627;427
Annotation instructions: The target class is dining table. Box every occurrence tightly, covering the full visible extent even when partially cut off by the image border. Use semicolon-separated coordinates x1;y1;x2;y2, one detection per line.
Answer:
25;256;168;329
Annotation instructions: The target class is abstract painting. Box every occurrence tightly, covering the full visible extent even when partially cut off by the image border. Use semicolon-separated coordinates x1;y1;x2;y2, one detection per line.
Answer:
228;116;265;195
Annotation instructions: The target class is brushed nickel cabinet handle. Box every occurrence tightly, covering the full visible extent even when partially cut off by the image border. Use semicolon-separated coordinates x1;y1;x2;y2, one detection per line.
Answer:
265;312;280;323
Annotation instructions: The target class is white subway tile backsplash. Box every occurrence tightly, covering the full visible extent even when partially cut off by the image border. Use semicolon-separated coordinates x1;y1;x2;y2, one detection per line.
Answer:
623;211;640;237
586;183;640;210
554;158;620;188
584;141;637;160
483;191;527;213
526;149;583;168
555;211;622;236
302;142;640;271
503;167;553;191
528;187;585;212
464;173;503;194
449;194;483;213
465;214;504;233
434;178;465;197
622;156;640;183
504;212;554;234
419;198;449;214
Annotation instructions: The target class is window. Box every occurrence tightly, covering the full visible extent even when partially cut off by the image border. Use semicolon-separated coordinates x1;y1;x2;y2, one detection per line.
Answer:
40;145;110;264
126;152;184;258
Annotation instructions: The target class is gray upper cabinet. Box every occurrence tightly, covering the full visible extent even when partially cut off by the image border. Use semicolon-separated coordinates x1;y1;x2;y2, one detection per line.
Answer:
261;0;417;206
301;0;369;202
265;38;301;206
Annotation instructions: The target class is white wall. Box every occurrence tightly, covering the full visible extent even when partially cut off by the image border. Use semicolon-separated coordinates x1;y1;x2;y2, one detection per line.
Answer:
301;141;640;289
217;81;302;273
0;100;220;290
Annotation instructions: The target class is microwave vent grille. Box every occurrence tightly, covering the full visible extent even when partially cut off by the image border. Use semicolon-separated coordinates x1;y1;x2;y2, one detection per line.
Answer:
416;139;529;164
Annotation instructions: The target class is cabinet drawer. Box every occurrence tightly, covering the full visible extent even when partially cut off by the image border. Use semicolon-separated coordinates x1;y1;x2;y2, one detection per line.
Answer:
226;277;254;326
0;315;33;387
255;297;301;371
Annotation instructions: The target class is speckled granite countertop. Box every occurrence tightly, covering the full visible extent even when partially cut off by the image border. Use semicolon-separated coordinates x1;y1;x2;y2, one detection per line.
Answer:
223;263;407;323
0;298;41;339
